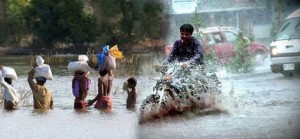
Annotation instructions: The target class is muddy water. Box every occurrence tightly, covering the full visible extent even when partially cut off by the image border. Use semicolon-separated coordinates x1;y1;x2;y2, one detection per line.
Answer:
1;55;300;139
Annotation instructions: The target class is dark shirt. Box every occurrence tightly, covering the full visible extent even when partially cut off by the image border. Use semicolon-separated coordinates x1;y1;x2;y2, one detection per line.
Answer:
166;37;204;65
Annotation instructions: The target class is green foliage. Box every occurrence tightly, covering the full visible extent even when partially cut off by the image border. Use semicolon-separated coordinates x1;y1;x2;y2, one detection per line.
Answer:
120;0;134;38
139;0;163;39
25;0;97;48
249;34;255;42
199;32;219;72
227;32;255;73
203;45;219;72
90;0;122;45
0;20;8;44
1;0;165;52
189;11;217;71
0;0;29;45
92;0;164;44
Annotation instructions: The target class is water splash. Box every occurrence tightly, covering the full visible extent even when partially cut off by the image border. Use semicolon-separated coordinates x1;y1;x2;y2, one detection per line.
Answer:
139;63;223;124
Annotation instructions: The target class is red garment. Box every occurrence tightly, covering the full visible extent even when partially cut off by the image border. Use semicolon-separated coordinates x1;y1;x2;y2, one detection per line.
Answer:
74;101;87;109
95;96;112;109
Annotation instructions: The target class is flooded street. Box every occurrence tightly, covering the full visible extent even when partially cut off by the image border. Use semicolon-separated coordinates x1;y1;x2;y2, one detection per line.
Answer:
137;59;300;139
1;0;300;138
0;55;300;139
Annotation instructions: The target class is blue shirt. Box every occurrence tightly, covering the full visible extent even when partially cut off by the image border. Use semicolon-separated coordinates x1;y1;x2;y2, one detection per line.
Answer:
166;37;204;65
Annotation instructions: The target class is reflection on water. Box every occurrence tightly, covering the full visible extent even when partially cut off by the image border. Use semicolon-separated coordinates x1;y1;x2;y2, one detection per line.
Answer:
31;109;51;115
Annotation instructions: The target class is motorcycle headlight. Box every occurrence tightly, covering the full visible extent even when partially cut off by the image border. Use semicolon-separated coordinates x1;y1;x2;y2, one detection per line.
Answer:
271;46;278;56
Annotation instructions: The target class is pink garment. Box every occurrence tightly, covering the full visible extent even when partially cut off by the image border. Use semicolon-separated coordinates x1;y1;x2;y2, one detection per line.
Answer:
95;96;112;109
98;53;116;72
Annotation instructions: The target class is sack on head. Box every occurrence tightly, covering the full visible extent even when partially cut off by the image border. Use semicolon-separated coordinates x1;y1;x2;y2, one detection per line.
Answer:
36;56;45;66
98;52;116;71
78;55;89;62
109;45;123;59
34;64;53;80
68;61;92;73
1;66;18;80
68;55;93;73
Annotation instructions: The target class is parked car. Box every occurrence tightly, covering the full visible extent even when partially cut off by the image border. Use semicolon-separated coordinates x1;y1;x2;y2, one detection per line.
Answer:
270;9;300;77
165;27;269;65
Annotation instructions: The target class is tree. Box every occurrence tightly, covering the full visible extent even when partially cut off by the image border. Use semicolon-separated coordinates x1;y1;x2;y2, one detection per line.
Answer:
92;0;165;45
138;0;163;39
91;0;122;45
227;32;255;73
0;0;8;20
189;11;216;71
25;0;97;49
0;0;29;45
120;0;134;38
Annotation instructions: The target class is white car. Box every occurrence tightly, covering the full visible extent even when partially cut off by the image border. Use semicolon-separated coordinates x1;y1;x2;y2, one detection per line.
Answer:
270;9;300;77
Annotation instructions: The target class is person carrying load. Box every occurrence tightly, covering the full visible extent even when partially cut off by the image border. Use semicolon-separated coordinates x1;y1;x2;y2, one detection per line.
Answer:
0;65;19;110
28;56;53;109
68;55;92;109
88;45;121;110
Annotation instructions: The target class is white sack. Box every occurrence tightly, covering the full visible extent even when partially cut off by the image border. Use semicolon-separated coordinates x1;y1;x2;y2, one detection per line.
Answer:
33;64;53;80
78;55;89;62
1;66;17;80
68;61;92;73
36;56;45;66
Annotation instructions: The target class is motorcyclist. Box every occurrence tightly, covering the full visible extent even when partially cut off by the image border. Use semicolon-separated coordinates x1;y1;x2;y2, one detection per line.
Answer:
163;24;204;80
165;23;204;67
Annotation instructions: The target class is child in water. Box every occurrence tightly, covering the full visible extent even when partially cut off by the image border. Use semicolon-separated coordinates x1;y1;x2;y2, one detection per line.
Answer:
88;70;113;109
125;77;138;109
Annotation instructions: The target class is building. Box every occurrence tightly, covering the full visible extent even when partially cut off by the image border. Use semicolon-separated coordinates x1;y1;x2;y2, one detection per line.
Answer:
164;0;300;43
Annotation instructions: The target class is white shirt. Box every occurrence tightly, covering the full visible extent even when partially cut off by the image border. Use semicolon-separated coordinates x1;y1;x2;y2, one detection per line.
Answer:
0;72;20;104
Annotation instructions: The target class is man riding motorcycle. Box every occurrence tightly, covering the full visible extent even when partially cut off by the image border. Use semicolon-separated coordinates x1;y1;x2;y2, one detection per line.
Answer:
138;24;221;124
165;23;204;66
164;23;204;80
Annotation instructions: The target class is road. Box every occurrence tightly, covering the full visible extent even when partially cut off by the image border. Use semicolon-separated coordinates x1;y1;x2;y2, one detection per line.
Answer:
137;61;300;139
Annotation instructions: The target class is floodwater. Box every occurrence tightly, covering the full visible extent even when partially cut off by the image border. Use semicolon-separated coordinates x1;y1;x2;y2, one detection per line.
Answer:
0;55;300;139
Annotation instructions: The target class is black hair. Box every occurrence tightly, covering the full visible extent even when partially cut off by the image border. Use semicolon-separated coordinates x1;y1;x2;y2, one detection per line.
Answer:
127;77;137;88
75;71;85;75
36;77;46;84
4;78;12;85
99;70;108;76
180;24;194;34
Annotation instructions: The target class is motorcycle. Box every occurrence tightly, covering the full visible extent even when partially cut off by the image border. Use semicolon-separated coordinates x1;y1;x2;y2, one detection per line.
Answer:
139;63;222;124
